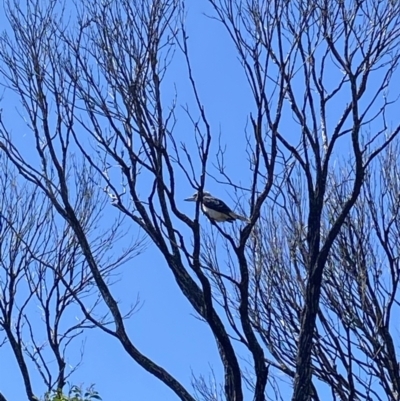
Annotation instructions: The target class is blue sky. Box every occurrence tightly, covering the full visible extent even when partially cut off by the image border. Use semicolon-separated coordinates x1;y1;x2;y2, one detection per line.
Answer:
1;1;400;401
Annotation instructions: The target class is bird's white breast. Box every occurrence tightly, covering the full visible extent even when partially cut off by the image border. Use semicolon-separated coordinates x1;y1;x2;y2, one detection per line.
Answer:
202;205;228;222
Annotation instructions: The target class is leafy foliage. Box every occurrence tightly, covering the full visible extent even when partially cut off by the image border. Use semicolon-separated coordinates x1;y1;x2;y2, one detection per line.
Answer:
43;386;101;401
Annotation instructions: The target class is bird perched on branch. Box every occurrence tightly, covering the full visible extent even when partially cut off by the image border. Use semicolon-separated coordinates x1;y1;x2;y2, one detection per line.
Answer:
185;191;250;223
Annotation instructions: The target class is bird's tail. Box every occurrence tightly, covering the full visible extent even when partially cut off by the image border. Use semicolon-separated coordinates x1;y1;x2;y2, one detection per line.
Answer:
230;212;250;223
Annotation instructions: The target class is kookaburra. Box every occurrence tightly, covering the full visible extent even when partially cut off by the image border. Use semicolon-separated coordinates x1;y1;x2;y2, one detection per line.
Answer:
185;191;250;223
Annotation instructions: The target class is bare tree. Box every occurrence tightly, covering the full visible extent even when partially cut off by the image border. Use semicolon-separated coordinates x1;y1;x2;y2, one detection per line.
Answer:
0;0;400;400
240;141;400;400
204;1;400;400
0;156;142;401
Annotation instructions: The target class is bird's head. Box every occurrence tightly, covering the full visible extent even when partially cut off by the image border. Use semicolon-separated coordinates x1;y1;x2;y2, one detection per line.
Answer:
184;191;212;202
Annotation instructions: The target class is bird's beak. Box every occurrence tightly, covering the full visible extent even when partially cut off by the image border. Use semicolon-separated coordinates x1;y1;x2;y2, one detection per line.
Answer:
184;196;196;202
